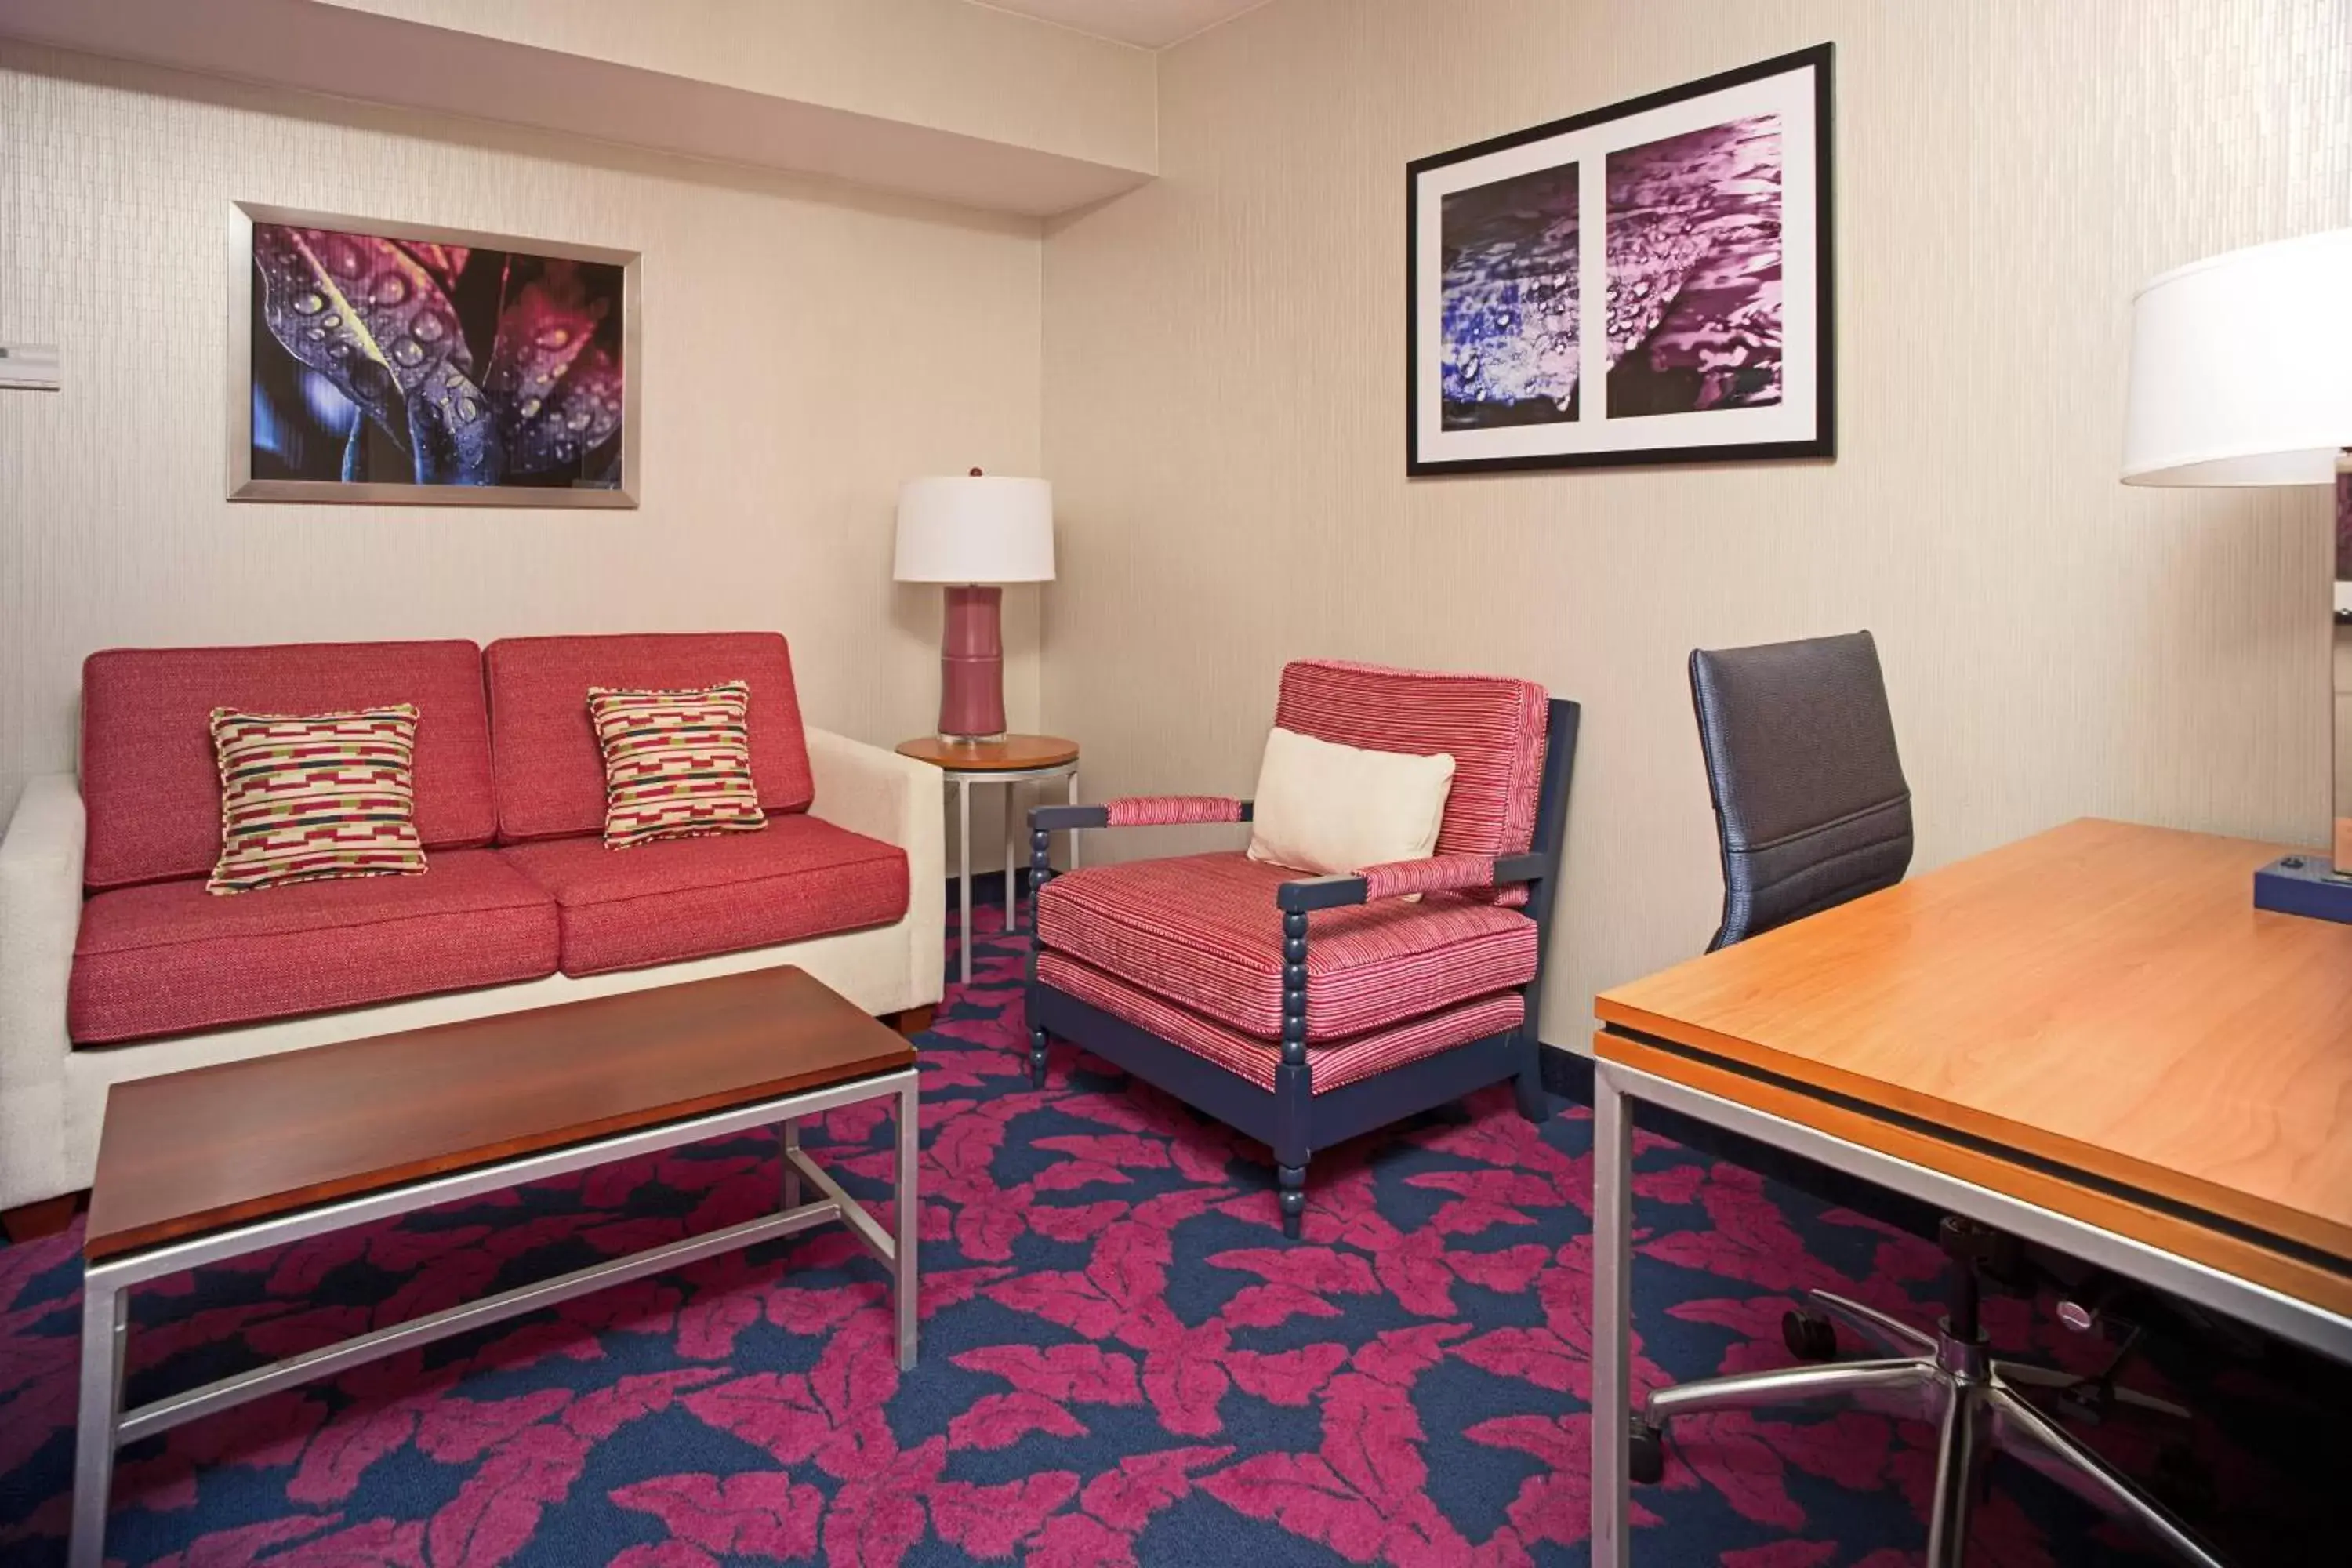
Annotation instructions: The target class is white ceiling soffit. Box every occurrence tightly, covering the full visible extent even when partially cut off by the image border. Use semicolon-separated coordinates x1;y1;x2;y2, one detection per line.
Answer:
0;0;1157;218
975;0;1269;49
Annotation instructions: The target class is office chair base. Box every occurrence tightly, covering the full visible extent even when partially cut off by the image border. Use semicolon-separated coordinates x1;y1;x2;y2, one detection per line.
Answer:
2252;854;2352;924
1633;1288;2224;1568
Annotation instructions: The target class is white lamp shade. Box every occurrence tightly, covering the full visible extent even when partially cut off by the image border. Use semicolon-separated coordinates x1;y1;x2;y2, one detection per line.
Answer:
893;475;1055;583
2122;227;2352;487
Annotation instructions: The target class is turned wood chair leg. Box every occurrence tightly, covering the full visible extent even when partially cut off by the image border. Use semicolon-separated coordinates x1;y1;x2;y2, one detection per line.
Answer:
1276;1163;1307;1240
2;1192;82;1244
1029;1027;1049;1088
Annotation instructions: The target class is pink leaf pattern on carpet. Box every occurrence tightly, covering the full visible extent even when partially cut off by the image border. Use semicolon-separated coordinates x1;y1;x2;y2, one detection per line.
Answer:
0;899;2302;1566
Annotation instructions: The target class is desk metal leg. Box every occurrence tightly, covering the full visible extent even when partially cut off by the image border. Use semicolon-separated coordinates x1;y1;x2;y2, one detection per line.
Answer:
893;1073;920;1372
68;1274;125;1568
1592;1067;1632;1568
957;776;973;987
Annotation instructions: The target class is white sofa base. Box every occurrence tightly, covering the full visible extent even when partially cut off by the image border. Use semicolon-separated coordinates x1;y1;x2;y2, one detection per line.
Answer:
0;726;944;1214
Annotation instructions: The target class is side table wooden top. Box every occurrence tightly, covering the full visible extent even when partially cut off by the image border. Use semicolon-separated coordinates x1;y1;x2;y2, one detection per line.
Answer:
85;967;914;1261
896;735;1079;772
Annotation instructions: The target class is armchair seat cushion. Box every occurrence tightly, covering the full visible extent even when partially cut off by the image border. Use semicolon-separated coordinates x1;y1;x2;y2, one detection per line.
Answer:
1034;852;1535;1041
500;815;909;976
1038;953;1523;1094
69;850;559;1044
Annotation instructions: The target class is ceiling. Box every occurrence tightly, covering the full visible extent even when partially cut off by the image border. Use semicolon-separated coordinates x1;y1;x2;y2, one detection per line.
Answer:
976;0;1267;49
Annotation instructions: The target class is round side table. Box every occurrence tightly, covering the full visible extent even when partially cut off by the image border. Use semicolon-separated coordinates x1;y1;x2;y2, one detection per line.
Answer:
896;735;1079;984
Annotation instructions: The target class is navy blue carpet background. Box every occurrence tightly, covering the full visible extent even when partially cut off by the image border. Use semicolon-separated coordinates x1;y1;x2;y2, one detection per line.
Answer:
0;884;2337;1566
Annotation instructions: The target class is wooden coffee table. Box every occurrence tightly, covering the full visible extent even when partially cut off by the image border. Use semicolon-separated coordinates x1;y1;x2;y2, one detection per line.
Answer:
69;967;918;1568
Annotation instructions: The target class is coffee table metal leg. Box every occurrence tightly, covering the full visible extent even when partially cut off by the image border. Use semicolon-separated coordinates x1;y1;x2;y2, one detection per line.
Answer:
781;1120;802;1210
893;1074;920;1371
70;1272;126;1568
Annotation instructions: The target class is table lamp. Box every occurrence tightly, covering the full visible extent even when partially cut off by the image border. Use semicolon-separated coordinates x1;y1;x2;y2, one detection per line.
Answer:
894;470;1054;742
2122;225;2352;922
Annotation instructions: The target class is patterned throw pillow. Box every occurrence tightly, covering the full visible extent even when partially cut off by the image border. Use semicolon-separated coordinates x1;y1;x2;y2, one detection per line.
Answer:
207;706;429;894
586;681;768;849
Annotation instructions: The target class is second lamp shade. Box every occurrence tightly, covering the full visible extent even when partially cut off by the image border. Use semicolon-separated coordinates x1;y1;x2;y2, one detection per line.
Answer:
894;476;1055;584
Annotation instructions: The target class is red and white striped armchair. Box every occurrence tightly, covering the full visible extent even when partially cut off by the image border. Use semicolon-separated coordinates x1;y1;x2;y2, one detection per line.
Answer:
1025;660;1581;1239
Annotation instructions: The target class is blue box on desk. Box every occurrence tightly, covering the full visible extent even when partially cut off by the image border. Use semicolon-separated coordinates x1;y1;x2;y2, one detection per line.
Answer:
2253;854;2352;924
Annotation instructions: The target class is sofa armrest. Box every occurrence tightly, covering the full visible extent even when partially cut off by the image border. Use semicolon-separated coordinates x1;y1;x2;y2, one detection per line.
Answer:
1276;851;1547;913
0;773;85;1207
804;728;945;1009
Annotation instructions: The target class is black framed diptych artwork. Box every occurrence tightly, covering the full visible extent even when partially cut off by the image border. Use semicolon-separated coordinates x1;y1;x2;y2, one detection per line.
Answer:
1408;44;1835;475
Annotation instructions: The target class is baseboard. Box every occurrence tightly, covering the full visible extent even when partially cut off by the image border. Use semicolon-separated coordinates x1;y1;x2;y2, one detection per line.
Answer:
944;869;1029;906
1538;1040;1592;1102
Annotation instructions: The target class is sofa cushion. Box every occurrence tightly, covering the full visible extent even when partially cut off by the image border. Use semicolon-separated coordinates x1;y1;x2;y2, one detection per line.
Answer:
1275;659;1549;905
81;641;496;891
1034;852;1536;1043
1037;952;1523;1094
69;850;558;1044
486;633;815;842
499;814;909;975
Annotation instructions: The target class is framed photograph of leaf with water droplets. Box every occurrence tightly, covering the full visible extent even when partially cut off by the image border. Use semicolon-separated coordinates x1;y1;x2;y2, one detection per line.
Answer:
228;204;640;505
1406;43;1833;475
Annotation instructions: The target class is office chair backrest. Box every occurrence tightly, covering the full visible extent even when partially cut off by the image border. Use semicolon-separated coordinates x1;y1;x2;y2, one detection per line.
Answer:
1687;631;1913;951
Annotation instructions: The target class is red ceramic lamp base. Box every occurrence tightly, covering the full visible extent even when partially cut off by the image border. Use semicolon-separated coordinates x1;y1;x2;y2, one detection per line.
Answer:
938;584;1006;742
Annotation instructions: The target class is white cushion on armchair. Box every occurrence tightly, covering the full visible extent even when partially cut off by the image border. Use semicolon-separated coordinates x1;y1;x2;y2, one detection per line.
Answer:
1245;725;1456;884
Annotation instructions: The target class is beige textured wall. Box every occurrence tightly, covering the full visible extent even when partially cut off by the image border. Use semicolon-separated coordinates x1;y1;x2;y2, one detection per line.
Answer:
0;44;1044;822
1040;0;2352;1049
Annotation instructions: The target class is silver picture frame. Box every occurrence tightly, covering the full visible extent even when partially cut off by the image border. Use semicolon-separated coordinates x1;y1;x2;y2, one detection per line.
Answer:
227;201;642;506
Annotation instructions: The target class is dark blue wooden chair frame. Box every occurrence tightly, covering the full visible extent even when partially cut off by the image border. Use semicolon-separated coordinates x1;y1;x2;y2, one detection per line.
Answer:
1024;699;1581;1239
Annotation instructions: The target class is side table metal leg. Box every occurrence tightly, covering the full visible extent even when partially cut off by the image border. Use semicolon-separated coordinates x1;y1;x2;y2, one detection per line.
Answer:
957;775;973;987
1004;779;1018;939
1591;1066;1633;1568
69;1274;125;1568
1067;771;1080;870
893;1075;920;1371
781;1120;802;1210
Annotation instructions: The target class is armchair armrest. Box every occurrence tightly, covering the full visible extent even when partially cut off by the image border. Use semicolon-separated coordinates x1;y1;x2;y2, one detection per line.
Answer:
1031;796;1254;833
1276;851;1548;913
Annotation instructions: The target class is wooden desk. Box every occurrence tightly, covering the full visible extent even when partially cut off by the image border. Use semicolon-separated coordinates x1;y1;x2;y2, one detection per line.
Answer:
1585;818;2352;1566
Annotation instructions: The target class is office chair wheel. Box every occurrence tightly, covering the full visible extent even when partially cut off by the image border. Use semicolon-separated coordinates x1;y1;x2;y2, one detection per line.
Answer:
1628;1415;1665;1485
1783;1308;1838;1360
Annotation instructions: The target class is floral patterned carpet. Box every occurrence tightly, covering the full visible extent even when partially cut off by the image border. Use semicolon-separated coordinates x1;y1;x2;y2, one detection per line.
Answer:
0;895;2323;1566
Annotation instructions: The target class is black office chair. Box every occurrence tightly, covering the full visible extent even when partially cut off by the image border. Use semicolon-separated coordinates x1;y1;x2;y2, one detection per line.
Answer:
1628;631;2221;1568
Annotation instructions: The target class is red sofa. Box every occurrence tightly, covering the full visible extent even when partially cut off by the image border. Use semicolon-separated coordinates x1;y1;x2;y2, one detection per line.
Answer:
0;632;946;1210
